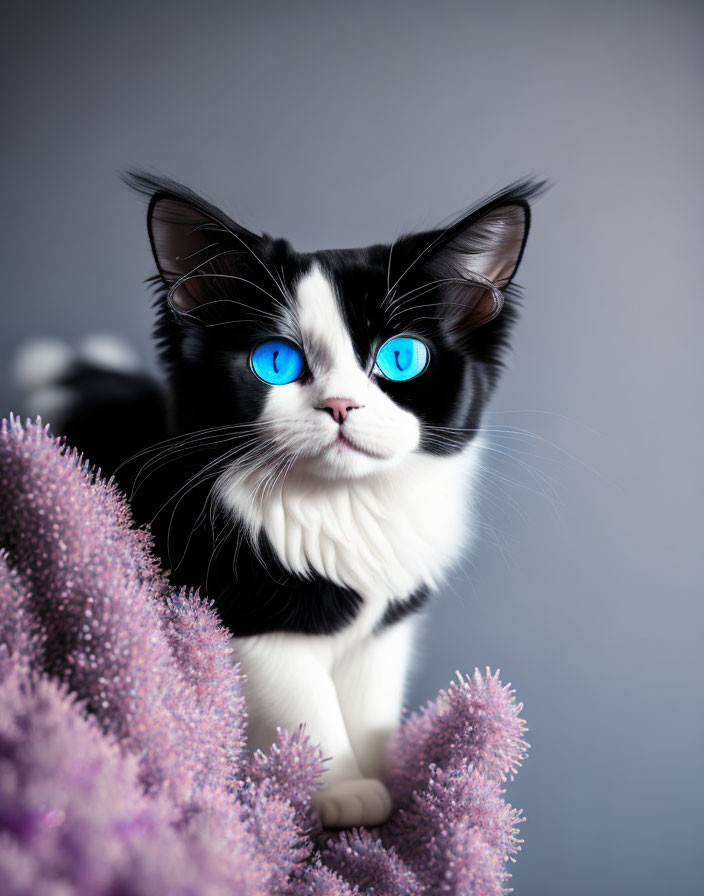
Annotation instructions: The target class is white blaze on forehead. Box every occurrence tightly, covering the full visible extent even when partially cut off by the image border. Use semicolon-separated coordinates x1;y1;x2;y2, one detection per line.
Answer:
295;264;359;372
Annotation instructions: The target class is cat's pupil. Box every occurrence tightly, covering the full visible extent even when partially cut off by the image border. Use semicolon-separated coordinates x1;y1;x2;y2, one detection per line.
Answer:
272;350;279;374
393;350;403;371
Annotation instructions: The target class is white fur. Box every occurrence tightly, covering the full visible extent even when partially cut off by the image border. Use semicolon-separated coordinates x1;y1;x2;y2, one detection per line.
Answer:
78;334;140;371
12;336;75;423
224;451;476;610
22;386;75;424
296;265;359;372
225;265;480;827
12;338;74;393
14;334;140;426
237;617;416;827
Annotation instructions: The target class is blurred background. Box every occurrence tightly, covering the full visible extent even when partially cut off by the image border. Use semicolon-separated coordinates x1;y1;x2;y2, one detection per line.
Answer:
2;1;702;893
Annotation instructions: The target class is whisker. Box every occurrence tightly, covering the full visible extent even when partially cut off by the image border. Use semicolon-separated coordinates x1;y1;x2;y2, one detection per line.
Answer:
382;226;455;302
160;440;290;567
114;421;276;475
126;426;281;500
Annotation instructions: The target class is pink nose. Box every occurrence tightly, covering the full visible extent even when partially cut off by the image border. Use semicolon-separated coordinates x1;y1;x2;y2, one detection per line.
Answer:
316;398;362;424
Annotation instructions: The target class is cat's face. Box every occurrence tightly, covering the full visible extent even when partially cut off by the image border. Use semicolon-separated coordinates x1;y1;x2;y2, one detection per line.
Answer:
135;175;538;490
254;261;423;480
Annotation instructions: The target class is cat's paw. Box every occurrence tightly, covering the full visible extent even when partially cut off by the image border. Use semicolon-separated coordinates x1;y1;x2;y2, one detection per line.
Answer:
312;777;392;829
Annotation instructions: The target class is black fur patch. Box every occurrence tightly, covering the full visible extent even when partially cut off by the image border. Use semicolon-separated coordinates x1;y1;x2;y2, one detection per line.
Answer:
374;587;431;633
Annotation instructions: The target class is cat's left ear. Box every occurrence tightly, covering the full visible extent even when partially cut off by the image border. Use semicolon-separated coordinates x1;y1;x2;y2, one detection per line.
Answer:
420;181;542;333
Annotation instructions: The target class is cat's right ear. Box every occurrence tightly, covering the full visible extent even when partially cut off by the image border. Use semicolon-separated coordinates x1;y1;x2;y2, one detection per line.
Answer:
127;174;261;314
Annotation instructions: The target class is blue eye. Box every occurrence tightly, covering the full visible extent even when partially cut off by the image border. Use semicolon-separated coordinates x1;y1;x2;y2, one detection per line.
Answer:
250;339;304;385
375;336;429;382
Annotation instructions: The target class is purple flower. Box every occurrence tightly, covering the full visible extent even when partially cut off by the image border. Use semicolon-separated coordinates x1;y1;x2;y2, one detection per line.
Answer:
0;417;529;895
247;726;326;830
288;859;359;896
0;660;265;895
321;829;421;896
388;669;529;801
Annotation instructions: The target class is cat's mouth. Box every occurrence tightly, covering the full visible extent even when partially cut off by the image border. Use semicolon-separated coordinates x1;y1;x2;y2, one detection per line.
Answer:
331;431;389;460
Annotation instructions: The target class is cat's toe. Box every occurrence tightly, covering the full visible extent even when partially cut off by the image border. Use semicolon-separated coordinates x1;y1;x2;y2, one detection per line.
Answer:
312;778;392;828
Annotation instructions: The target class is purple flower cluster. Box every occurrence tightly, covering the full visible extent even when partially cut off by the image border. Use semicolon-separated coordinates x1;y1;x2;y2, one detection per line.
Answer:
0;417;528;895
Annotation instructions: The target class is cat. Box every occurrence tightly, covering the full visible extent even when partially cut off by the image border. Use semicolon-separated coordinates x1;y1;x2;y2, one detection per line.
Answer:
16;173;541;827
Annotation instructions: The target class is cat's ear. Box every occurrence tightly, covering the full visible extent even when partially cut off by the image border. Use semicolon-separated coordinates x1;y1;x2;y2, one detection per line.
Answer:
147;195;262;314
420;181;543;333
126;173;261;314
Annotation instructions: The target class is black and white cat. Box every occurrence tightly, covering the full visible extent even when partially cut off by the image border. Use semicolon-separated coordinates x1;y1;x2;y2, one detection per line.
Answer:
17;174;540;827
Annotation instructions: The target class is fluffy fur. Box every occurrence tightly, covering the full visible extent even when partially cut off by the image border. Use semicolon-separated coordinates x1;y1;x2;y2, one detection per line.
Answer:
15;173;541;826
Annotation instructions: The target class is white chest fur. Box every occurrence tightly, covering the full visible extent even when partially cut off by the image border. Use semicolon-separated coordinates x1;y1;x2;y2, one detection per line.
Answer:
218;444;480;630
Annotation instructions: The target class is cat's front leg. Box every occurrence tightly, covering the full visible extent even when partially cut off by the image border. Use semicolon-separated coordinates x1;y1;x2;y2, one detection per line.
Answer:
233;632;391;828
333;616;416;781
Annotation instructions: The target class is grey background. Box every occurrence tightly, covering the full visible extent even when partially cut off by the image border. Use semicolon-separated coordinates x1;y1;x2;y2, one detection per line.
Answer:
2;1;702;893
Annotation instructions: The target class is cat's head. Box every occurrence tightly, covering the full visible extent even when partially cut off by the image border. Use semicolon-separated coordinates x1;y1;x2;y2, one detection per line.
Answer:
129;174;540;487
